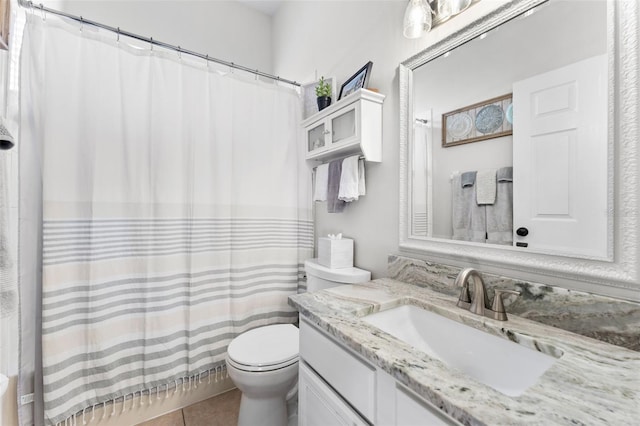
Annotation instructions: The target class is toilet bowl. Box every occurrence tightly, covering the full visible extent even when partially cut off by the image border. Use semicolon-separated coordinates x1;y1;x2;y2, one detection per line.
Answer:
225;260;371;426
225;324;299;426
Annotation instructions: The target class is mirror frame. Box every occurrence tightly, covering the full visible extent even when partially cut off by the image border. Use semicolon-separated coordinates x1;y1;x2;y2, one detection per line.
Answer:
399;0;640;301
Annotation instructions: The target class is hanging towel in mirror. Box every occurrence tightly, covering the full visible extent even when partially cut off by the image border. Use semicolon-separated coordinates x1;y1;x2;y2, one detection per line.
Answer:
338;155;363;202
486;175;513;245
452;174;487;243
497;166;513;182
313;163;329;201
461;171;476;188
476;169;497;205
327;160;346;213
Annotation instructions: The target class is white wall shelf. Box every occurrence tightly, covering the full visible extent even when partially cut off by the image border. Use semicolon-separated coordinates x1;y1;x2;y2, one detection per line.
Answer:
302;89;385;162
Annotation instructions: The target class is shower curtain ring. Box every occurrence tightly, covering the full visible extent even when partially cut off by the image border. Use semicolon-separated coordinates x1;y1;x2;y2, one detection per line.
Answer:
150;37;154;52
177;46;182;60
230;62;235;74
39;3;46;21
116;27;120;43
205;54;209;69
255;70;259;81
79;16;83;32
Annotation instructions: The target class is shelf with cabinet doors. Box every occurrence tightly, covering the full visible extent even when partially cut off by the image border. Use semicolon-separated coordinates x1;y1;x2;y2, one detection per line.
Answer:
302;89;385;162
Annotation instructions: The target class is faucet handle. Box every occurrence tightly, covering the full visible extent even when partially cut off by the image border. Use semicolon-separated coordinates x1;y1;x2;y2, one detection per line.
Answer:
491;289;520;321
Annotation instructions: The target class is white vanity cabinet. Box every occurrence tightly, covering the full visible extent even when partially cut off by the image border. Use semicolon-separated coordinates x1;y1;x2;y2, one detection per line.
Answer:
299;319;462;426
299;363;368;426
302;89;385;162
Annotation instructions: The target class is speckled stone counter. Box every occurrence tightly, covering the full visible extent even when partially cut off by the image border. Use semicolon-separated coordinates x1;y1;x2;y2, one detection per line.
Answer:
389;255;640;351
289;279;640;426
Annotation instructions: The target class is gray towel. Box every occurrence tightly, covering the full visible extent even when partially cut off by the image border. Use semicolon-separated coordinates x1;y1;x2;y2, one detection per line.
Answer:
486;179;513;245
461;171;476;188
497;166;513;182
327;160;346;213
451;174;486;243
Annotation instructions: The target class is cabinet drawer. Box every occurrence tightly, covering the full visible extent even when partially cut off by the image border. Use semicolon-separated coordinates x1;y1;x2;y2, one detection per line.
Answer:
395;383;462;426
300;320;376;422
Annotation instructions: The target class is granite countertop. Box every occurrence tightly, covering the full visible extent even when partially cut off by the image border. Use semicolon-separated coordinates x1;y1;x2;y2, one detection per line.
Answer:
289;278;640;426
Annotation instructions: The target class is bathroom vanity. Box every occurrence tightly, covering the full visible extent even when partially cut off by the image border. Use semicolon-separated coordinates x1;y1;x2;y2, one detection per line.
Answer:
298;318;460;425
289;278;640;425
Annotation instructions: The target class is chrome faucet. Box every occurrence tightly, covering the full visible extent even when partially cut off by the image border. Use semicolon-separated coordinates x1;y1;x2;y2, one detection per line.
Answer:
455;268;519;321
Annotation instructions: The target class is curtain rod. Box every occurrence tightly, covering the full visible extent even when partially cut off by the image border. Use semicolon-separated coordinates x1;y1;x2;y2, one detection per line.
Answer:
18;0;301;87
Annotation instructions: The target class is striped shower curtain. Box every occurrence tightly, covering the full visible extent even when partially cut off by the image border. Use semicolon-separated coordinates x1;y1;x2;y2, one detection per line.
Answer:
19;14;312;425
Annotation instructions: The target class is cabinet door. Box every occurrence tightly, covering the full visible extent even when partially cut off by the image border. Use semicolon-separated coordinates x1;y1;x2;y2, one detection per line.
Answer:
330;103;359;146
299;362;367;426
307;121;329;155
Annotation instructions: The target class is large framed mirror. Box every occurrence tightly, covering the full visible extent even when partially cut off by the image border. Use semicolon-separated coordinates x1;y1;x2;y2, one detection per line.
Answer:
399;0;640;300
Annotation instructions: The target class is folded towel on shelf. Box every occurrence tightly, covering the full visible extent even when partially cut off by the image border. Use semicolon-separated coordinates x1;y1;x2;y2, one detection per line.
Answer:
358;159;366;197
338;155;363;202
313;163;329;201
476;169;497;205
486;176;513;245
452;174;487;243
497;166;513;182
461;171;476;188
327;159;346;213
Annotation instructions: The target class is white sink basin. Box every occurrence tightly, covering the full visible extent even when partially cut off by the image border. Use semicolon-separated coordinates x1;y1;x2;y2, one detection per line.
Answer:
363;304;559;396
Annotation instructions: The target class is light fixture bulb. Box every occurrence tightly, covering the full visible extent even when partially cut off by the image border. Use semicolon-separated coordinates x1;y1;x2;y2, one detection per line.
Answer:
449;0;472;16
403;0;432;39
437;0;452;22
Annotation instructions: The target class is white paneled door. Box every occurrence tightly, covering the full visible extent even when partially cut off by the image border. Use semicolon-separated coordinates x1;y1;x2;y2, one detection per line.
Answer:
513;54;608;258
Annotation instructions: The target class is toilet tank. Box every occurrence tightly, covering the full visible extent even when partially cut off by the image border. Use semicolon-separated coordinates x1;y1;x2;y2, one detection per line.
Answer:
304;259;371;292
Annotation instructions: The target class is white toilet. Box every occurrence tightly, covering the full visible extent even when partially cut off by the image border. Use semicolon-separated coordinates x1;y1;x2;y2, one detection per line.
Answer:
225;258;371;426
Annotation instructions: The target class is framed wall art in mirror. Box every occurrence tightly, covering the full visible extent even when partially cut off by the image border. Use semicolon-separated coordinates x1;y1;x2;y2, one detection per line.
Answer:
398;0;640;301
442;93;512;147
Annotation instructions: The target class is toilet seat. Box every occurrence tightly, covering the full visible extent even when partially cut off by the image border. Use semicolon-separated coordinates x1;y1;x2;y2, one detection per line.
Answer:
227;324;299;372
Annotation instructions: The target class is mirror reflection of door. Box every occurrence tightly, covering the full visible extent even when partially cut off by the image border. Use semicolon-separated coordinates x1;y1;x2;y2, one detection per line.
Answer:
410;0;608;258
513;54;607;258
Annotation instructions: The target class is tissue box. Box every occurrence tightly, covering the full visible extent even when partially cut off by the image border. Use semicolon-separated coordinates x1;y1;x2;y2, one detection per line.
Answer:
318;237;354;269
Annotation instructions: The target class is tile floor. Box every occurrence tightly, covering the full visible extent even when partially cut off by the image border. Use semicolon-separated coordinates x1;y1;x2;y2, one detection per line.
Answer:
138;389;241;426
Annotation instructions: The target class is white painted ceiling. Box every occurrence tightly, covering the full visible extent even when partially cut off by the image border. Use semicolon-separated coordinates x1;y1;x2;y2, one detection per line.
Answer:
237;0;283;16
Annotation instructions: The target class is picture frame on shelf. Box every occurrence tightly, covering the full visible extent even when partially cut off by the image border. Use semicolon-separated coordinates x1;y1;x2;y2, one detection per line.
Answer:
301;77;337;119
338;61;373;100
442;93;513;148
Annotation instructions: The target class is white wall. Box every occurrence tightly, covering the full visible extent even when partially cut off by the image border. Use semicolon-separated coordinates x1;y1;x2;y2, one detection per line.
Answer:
273;1;514;278
274;1;410;279
43;0;273;73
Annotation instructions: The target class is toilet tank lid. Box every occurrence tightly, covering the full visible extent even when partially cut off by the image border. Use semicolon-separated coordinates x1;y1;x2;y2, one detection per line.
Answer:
304;259;371;284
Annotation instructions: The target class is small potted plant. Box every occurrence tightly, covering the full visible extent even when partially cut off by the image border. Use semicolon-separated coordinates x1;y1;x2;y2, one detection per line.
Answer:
315;76;332;111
